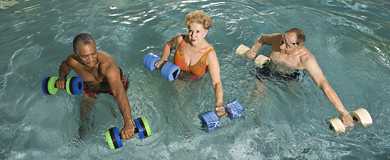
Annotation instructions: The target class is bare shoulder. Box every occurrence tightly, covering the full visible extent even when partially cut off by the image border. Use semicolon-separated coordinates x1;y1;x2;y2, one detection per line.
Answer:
66;54;80;66
98;51;118;73
205;43;216;54
207;44;218;63
98;51;115;63
175;33;185;40
167;34;185;47
299;47;315;63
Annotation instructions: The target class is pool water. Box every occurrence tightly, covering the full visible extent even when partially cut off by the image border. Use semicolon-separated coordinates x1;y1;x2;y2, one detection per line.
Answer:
1;0;390;159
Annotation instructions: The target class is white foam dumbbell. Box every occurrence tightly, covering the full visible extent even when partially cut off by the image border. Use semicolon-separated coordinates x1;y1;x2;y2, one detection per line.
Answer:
351;108;373;127
329;107;373;134
235;44;250;56
254;55;270;68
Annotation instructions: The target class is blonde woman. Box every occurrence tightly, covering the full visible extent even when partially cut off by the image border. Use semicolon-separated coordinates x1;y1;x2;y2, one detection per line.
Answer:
155;10;225;117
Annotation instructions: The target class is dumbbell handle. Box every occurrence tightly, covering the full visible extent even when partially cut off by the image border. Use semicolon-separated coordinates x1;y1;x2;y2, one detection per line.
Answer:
115;127;141;140
155;60;168;69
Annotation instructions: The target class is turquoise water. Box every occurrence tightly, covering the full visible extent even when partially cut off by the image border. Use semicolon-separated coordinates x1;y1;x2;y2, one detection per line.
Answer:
1;0;390;159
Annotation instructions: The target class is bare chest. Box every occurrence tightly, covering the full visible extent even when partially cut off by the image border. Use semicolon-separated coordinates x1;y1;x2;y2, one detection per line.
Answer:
73;65;105;83
270;51;303;70
179;45;208;66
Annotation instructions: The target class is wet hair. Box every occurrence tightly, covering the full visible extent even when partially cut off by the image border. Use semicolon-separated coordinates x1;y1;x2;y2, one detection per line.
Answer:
286;28;305;44
72;33;96;54
185;10;213;30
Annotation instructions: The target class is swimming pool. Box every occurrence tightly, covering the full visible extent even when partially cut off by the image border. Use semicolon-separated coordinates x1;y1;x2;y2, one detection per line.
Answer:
1;0;390;159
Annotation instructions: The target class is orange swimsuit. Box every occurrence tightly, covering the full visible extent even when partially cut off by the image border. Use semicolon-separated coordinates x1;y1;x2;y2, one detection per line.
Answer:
174;39;214;80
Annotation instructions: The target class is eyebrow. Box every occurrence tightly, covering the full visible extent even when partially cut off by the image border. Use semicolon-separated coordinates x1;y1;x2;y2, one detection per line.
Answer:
79;51;97;57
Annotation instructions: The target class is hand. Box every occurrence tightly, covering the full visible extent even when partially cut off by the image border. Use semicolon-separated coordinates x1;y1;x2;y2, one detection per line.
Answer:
215;105;226;117
120;121;135;140
246;48;257;60
154;59;166;69
55;78;66;89
340;112;354;127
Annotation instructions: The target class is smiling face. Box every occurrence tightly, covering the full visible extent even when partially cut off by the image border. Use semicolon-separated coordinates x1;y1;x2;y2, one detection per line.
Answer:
76;43;98;68
187;22;208;44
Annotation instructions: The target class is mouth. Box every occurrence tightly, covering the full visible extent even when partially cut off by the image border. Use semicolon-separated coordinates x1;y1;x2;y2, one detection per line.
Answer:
85;62;95;67
190;38;198;42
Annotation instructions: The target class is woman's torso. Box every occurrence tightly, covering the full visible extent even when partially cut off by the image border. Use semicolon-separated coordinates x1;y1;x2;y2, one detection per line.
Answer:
173;35;214;79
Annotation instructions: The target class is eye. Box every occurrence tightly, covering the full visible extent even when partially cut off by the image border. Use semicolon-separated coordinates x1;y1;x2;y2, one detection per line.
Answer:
280;40;284;45
196;30;200;33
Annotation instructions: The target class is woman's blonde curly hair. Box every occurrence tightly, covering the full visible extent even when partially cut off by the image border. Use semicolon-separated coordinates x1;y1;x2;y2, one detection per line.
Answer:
185;10;213;30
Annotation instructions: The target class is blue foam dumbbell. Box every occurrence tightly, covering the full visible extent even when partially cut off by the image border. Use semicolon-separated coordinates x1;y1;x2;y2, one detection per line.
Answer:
199;100;244;132
143;53;180;81
104;117;152;150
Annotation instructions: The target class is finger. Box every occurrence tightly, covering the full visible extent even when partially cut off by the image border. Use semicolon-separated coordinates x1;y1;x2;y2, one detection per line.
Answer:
129;132;134;138
216;107;223;112
121;130;128;139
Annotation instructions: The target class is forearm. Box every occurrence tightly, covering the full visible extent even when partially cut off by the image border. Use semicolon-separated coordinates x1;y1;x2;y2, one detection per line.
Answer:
250;36;264;53
58;61;70;79
321;83;349;115
213;82;224;107
114;91;134;126
161;43;171;61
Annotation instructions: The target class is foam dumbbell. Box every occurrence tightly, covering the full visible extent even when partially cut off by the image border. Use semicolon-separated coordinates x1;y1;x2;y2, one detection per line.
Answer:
41;76;83;95
235;44;250;56
254;55;271;68
236;44;270;68
328;107;373;134
199;100;244;132
143;53;180;81
104;116;152;150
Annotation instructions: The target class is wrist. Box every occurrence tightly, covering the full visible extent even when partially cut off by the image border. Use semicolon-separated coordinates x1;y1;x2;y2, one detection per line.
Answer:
124;119;134;127
159;59;168;64
215;102;224;108
250;46;259;54
339;110;349;116
256;36;264;43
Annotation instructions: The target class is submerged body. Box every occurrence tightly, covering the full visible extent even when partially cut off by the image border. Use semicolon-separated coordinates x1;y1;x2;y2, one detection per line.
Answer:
248;28;354;126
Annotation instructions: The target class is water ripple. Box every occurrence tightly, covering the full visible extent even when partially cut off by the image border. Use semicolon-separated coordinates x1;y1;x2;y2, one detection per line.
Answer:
0;0;18;10
0;0;389;159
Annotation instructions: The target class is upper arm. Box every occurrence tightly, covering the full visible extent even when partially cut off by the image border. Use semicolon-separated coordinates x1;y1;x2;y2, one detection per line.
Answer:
104;64;124;94
259;33;282;45
302;54;327;88
207;50;222;85
64;55;78;68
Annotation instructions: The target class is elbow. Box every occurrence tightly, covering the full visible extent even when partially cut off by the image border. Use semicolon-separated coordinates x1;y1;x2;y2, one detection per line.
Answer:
318;80;331;93
110;88;122;99
212;81;222;89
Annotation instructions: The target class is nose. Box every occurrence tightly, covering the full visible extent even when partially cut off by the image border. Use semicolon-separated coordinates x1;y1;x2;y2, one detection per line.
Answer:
85;55;93;64
190;32;195;38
